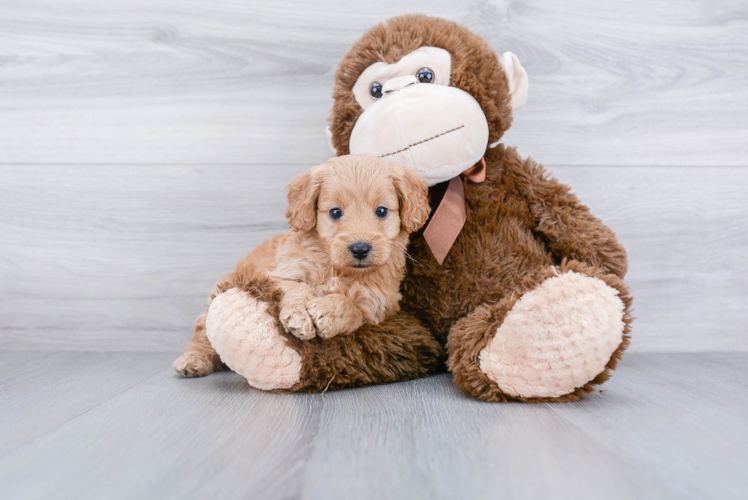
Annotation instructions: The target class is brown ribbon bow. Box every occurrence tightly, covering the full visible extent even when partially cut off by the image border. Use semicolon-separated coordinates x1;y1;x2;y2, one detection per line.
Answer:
422;157;486;265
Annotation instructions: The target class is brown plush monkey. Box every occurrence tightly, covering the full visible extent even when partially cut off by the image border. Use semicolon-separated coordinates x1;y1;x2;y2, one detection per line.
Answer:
179;14;632;402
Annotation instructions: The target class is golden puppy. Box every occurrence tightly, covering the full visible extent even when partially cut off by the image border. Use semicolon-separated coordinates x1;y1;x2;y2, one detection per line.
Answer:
174;154;429;376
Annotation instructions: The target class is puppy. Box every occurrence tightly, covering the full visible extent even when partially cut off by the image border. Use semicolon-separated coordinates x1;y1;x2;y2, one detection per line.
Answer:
174;155;429;376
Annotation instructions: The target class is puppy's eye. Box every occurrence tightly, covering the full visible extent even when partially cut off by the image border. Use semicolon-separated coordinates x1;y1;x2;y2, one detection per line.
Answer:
329;208;342;220
370;82;383;99
375;207;388;219
416;67;434;83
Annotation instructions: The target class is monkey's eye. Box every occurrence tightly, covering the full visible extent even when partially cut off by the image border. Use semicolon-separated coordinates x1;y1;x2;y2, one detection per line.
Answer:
370;82;383;99
329;208;343;220
375;207;388;219
416;67;434;83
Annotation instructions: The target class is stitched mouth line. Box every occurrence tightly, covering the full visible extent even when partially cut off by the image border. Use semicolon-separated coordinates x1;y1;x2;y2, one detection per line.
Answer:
378;125;465;158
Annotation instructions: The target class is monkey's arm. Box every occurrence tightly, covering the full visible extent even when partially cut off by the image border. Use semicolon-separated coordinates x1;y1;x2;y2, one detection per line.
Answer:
508;152;628;278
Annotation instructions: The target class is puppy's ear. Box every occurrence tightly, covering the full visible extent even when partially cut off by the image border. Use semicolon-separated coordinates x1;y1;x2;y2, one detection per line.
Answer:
286;165;323;232
393;166;430;233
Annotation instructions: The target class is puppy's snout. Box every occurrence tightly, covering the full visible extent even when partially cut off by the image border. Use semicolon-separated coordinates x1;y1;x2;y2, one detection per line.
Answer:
349;242;371;261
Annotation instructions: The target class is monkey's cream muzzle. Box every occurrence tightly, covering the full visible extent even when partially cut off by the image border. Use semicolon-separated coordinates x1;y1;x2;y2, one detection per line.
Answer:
349;83;489;187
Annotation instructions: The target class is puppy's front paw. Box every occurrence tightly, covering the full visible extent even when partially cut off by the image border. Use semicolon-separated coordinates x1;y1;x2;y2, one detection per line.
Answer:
307;296;351;340
280;305;316;340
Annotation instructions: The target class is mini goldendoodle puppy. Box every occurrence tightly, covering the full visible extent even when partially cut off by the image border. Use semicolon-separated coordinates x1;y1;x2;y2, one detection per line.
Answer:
174;154;430;377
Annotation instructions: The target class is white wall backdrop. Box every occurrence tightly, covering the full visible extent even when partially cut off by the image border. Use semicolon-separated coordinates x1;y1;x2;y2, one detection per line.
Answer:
1;0;747;352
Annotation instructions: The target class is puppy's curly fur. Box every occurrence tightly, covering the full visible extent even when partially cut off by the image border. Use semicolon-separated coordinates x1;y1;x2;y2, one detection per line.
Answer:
174;154;430;377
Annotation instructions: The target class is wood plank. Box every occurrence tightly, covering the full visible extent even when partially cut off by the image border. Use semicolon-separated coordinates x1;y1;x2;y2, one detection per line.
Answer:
2;164;746;352
0;352;745;499
548;352;748;500
0;0;745;166
0;362;323;500
299;375;669;500
0;351;175;456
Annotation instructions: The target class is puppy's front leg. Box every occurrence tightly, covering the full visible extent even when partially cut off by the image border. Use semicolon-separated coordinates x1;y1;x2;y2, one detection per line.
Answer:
278;280;317;340
307;294;365;339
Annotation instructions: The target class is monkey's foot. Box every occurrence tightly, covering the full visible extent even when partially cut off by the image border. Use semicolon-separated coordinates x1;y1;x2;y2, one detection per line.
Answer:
206;288;302;391
479;271;626;399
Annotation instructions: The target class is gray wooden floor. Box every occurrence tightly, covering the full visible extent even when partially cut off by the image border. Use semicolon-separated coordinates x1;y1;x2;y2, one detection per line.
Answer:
0;352;745;500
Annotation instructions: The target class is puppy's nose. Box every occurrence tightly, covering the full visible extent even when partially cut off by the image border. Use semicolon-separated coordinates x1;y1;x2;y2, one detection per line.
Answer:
349;242;371;260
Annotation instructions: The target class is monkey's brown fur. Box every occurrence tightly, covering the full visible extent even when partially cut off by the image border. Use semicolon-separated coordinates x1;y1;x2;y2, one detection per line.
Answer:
324;15;632;401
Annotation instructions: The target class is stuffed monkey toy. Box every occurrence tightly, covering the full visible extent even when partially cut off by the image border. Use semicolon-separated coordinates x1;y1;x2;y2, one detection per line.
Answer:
175;14;632;402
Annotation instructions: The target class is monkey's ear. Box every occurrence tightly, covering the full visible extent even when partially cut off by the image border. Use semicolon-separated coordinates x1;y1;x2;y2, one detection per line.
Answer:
286;166;323;232
393;166;431;233
499;51;529;110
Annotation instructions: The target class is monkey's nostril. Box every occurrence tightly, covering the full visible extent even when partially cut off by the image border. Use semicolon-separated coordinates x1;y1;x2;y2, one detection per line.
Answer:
349;242;371;260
